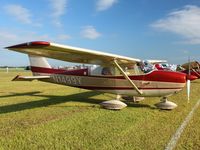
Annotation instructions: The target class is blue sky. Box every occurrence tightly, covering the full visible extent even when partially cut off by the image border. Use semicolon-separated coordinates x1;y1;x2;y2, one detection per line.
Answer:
1;0;200;66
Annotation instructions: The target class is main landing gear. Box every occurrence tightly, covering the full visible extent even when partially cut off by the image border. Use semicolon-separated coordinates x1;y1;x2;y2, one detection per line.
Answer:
155;97;177;110
100;95;127;110
100;95;177;110
122;96;145;103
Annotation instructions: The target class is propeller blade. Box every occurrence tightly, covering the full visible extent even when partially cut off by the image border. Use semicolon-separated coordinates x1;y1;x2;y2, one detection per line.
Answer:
187;79;190;103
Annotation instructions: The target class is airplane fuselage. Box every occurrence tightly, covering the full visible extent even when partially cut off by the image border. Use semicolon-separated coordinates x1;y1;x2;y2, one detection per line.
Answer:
32;66;186;97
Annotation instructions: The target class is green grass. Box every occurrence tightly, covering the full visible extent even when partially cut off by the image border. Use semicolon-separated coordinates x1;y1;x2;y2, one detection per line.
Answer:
0;71;200;150
0;68;26;72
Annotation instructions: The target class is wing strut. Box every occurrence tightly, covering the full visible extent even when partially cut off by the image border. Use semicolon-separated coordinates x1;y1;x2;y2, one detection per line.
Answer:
113;59;142;95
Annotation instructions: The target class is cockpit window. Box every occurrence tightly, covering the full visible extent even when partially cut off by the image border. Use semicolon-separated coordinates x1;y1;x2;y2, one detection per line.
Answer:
101;67;112;75
139;60;155;73
90;61;156;76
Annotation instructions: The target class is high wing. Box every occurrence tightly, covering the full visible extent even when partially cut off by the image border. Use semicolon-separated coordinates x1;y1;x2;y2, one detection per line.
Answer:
6;41;166;66
6;41;141;66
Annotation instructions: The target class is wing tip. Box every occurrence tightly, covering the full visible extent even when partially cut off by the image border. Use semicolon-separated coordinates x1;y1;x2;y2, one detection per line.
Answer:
5;41;50;49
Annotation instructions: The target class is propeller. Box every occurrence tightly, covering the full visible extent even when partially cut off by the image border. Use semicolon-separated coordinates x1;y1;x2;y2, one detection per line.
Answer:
187;57;191;103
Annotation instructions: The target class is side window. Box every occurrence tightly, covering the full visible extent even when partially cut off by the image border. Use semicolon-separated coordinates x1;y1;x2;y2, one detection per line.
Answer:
101;67;112;75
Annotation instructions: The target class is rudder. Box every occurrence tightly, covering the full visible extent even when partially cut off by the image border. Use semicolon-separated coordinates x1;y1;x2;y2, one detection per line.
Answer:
28;55;51;76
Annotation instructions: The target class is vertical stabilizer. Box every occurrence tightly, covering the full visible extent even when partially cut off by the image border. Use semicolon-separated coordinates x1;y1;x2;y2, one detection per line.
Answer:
28;55;51;76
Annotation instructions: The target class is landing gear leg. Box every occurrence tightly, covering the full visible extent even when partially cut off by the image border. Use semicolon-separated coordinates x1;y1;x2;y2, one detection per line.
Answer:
116;94;121;100
155;97;177;110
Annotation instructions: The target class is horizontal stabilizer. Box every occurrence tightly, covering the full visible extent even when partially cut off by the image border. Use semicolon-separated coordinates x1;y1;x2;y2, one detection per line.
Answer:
12;75;50;81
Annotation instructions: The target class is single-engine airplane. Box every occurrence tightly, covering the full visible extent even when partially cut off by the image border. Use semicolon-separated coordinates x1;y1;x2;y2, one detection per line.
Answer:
5;41;197;110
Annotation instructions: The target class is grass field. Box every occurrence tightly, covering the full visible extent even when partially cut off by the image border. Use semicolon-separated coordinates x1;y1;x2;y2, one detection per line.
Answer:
0;70;200;150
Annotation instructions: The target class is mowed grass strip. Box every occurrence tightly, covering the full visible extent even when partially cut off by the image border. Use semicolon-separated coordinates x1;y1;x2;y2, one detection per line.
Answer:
174;80;200;150
0;71;200;150
174;104;200;150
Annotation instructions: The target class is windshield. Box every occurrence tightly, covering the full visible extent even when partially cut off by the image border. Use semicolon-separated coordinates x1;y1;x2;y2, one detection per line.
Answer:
138;60;155;73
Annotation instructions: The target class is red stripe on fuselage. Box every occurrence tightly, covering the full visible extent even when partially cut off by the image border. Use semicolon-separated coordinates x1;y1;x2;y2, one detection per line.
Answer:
31;66;88;76
75;86;182;90
31;66;186;83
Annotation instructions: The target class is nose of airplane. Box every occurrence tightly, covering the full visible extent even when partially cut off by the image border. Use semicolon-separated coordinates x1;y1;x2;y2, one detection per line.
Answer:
186;74;198;81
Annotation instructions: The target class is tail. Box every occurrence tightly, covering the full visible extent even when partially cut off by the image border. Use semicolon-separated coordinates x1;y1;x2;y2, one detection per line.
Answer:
28;55;52;76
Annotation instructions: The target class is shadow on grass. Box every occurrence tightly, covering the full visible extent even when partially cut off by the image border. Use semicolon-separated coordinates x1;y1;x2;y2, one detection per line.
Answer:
0;91;42;99
126;102;154;109
192;80;200;84
0;91;103;114
0;90;156;114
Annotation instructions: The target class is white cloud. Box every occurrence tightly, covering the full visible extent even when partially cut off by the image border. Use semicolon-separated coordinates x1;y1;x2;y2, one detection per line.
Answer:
0;29;51;48
0;28;71;66
49;0;67;27
151;5;200;44
80;26;101;39
56;34;71;41
0;31;18;42
4;4;32;24
0;28;71;48
96;0;118;11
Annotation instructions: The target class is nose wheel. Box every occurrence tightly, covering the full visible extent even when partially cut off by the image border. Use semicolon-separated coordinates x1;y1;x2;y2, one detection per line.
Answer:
155;97;177;110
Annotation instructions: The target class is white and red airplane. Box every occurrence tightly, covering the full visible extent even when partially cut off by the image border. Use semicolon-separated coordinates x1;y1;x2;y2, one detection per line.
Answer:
5;41;197;110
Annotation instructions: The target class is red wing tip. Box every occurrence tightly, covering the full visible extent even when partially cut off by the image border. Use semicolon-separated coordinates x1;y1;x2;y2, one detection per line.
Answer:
5;41;50;49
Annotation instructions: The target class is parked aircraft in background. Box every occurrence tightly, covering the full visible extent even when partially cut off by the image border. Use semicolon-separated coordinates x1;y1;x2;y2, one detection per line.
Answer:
180;61;200;79
5;41;197;110
154;61;200;79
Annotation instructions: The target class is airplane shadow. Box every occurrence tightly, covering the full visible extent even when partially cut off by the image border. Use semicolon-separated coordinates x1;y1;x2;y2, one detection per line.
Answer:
0;91;104;114
0;91;155;114
0;91;42;99
191;81;200;84
125;102;155;109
